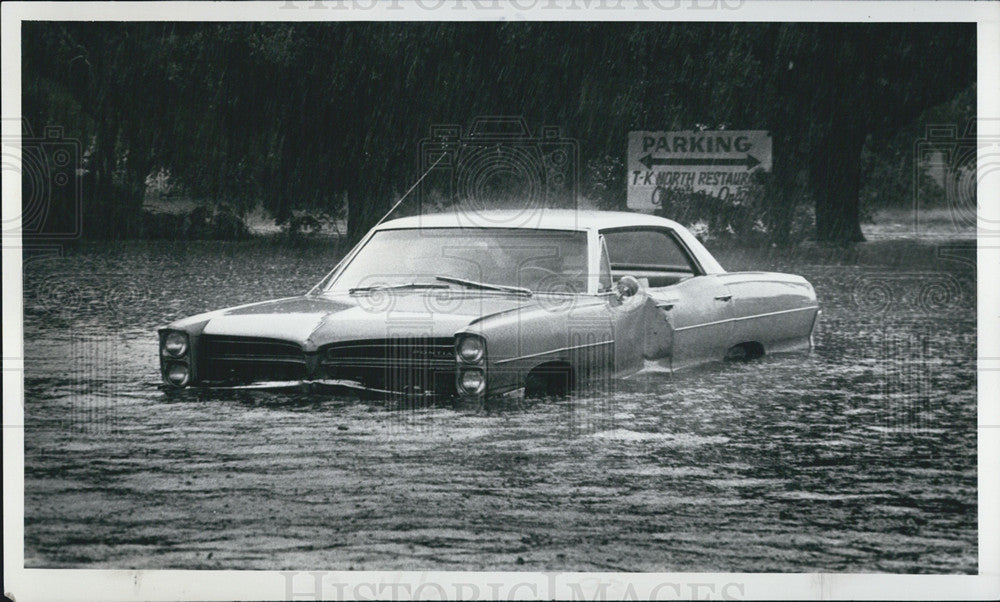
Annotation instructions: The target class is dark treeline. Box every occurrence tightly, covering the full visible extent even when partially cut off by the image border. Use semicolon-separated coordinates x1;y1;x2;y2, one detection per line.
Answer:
22;22;974;243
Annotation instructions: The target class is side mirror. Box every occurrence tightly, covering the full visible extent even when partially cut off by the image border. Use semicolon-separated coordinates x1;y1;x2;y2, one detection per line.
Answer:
615;275;641;301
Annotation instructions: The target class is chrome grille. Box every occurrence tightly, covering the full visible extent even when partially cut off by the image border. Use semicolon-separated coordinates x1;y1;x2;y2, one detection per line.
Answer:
199;335;306;383
321;337;456;397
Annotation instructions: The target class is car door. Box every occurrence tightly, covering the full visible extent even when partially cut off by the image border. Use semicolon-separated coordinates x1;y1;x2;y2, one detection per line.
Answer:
601;227;736;371
657;274;736;369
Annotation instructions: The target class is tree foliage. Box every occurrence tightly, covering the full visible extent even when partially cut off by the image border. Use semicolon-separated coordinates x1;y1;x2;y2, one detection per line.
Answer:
22;22;974;243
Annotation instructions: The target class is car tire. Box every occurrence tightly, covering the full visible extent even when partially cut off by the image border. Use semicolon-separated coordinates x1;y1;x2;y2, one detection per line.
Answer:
524;364;573;399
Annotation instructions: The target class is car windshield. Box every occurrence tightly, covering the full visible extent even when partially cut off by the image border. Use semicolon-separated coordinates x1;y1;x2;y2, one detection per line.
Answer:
325;228;590;294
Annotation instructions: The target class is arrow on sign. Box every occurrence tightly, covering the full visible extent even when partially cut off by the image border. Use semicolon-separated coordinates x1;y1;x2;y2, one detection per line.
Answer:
639;153;761;171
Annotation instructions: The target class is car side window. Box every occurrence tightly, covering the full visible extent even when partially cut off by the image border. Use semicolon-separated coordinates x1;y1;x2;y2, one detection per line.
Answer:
602;228;694;272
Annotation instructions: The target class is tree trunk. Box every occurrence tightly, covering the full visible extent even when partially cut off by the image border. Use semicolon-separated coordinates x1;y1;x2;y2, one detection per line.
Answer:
764;134;798;246
812;113;867;243
86;117;119;239
122;166;149;238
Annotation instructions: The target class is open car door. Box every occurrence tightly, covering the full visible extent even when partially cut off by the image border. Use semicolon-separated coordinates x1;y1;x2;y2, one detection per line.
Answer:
601;226;736;372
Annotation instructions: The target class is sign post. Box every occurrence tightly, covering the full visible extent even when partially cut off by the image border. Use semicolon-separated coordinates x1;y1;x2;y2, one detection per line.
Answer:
627;130;772;212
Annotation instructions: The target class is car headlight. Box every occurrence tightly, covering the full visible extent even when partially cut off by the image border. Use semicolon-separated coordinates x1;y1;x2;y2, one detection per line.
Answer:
457;335;485;364
163;331;188;357
459;368;485;395
166;363;190;386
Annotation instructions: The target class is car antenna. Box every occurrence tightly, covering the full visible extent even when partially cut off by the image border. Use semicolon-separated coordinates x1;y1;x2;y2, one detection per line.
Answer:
306;153;447;297
372;153;446;228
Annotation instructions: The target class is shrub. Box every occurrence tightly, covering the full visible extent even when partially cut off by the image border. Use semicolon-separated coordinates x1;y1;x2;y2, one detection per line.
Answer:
583;154;626;210
210;206;251;240
652;172;812;244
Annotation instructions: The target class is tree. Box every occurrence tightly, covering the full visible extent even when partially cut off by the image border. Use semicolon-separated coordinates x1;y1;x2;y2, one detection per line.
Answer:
770;24;975;242
22;23;186;238
21;22;975;244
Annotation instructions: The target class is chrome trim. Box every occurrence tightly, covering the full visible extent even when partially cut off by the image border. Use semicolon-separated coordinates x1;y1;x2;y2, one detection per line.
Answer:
674;305;820;332
322;358;453;368
195;379;437;397
494;340;613;365
210;356;306;364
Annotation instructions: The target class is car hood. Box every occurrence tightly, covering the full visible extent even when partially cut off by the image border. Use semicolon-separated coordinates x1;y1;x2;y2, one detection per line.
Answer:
192;292;540;350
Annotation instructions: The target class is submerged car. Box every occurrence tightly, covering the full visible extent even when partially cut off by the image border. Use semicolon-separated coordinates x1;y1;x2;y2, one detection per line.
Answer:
158;210;819;399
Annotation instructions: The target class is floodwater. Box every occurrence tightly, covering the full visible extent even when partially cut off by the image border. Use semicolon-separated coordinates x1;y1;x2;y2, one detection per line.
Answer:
19;235;977;572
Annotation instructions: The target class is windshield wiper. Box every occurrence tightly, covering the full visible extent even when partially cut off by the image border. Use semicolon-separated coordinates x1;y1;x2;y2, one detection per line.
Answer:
348;282;450;294
435;276;532;297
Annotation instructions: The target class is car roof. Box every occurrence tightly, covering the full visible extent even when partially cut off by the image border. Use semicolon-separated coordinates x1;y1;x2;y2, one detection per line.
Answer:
374;209;686;232
372;208;726;275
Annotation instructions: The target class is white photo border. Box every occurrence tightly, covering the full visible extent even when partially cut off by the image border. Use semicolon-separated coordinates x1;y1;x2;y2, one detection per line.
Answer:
3;1;998;600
